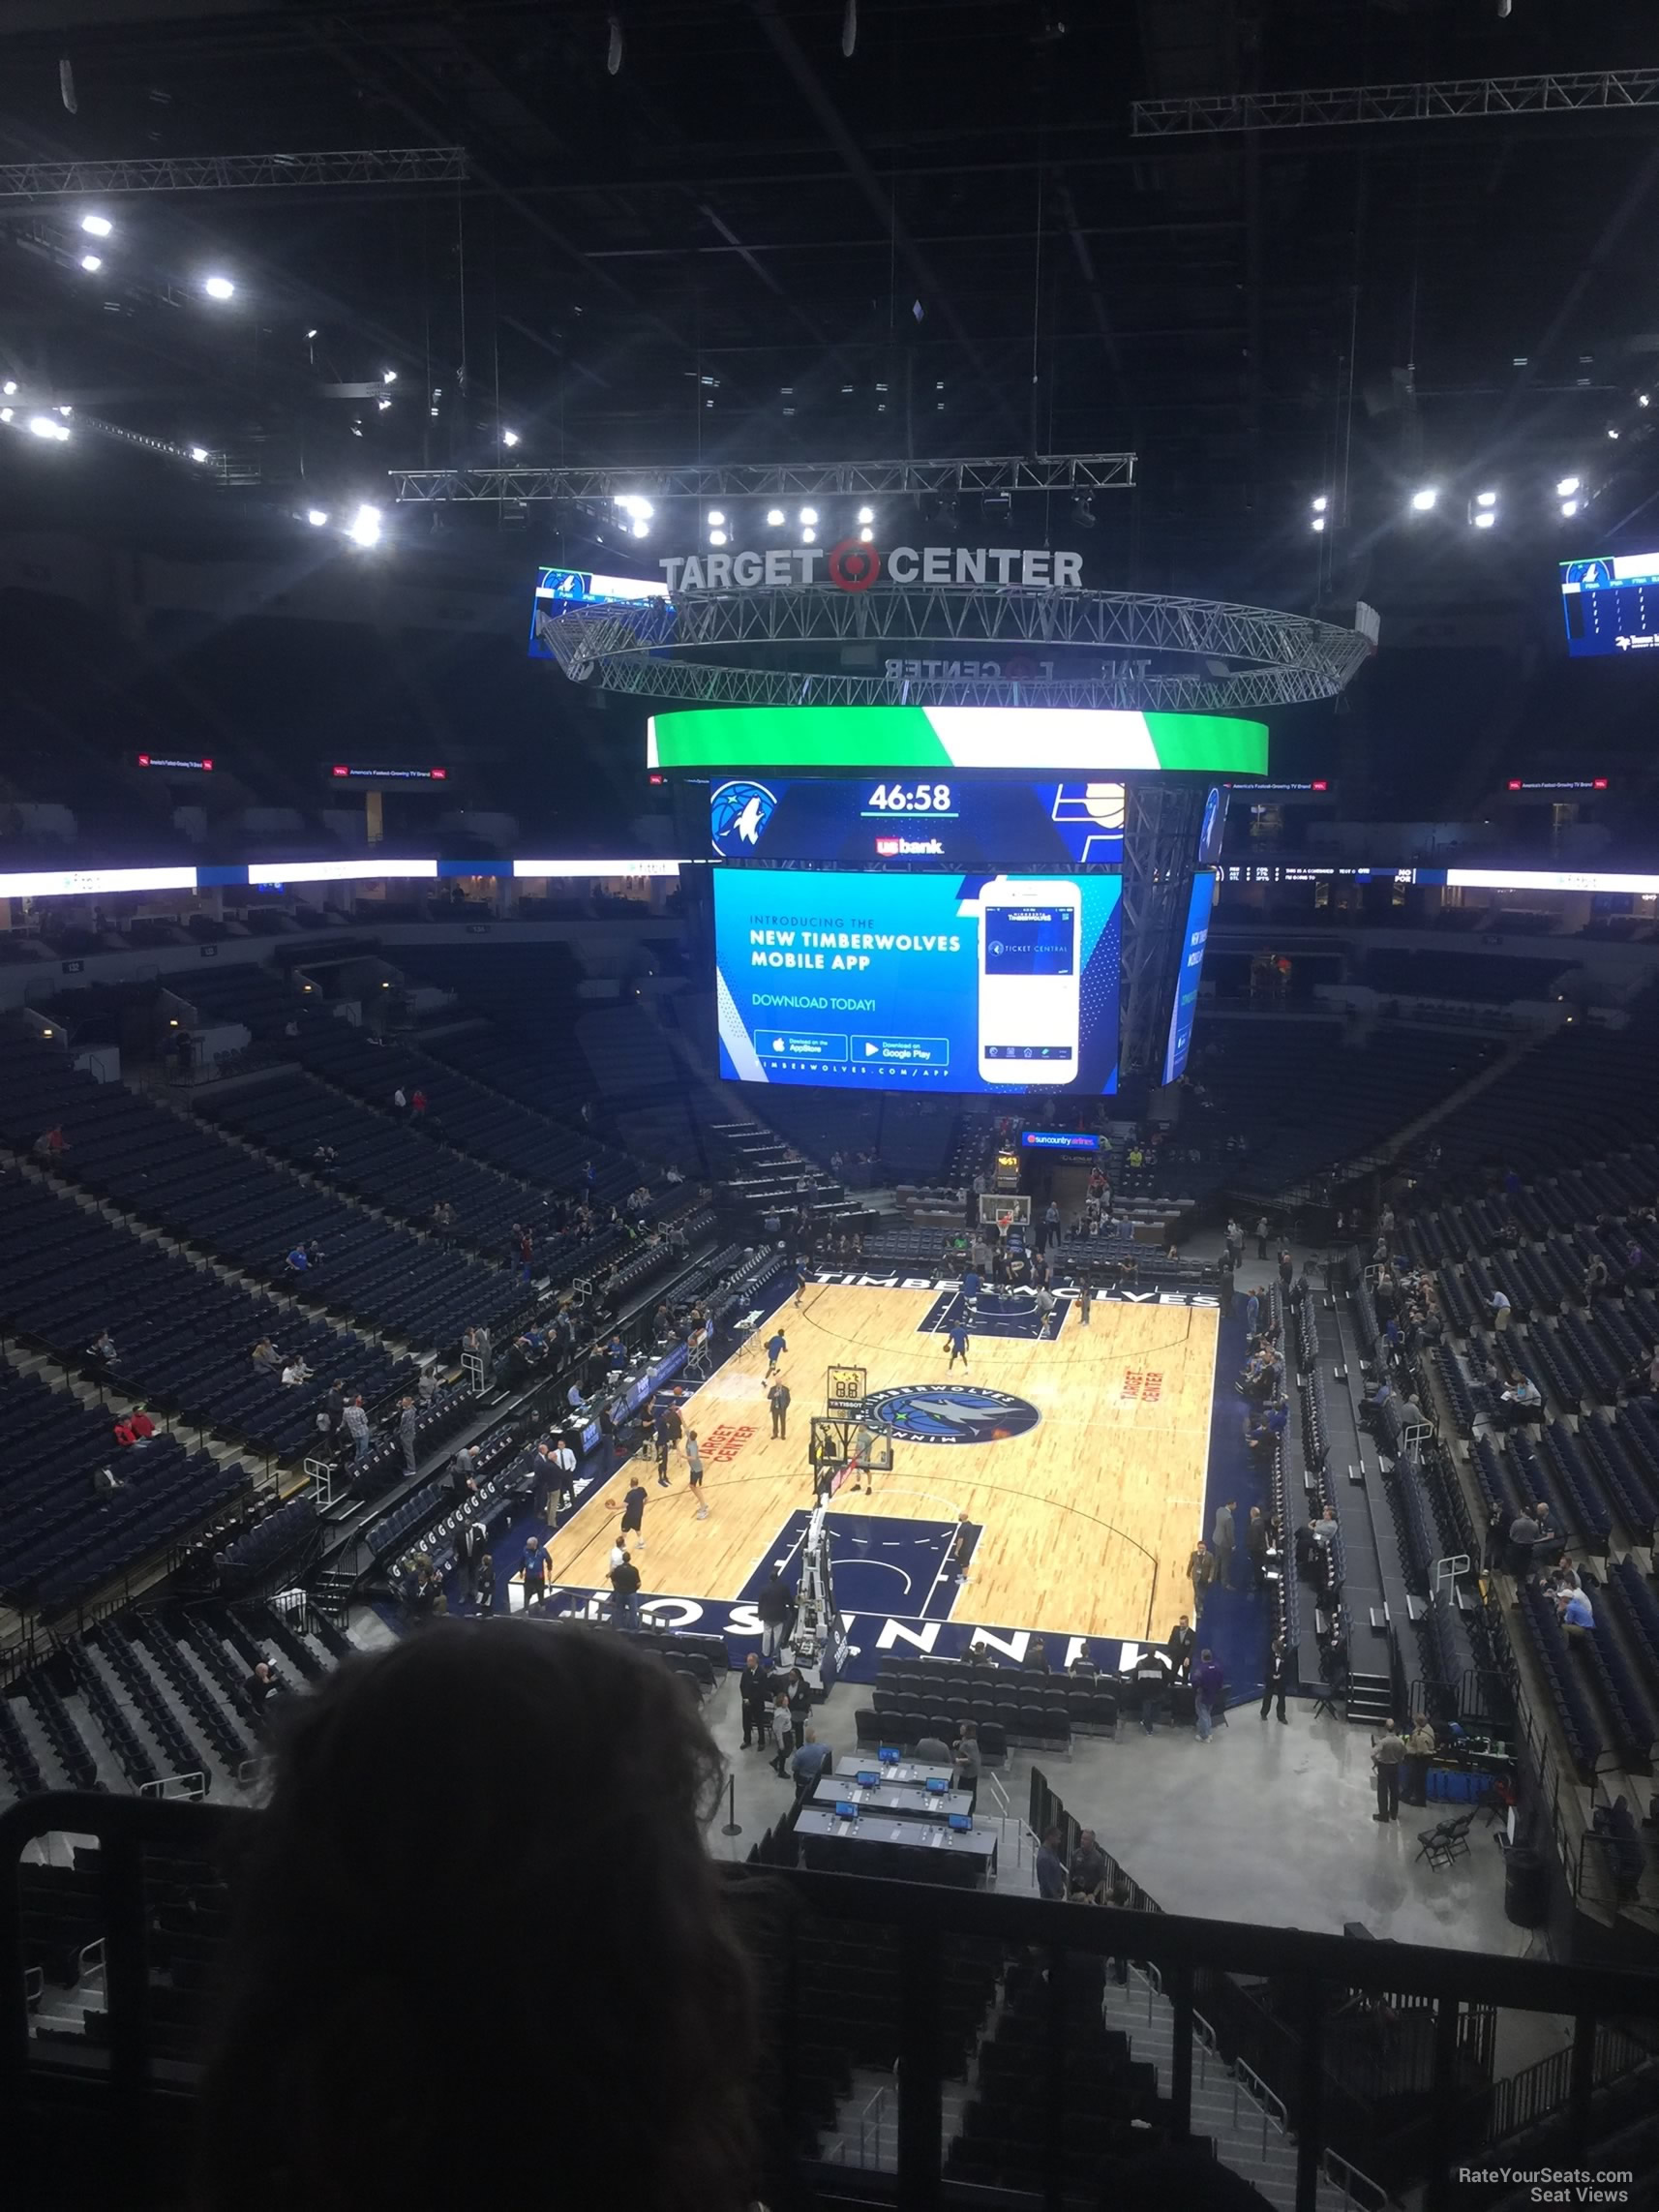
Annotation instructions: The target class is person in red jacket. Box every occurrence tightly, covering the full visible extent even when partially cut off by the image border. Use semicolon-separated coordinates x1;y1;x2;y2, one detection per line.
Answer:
409;1088;428;1118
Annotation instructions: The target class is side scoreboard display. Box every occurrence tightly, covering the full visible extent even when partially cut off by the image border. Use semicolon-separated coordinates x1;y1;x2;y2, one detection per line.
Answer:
1560;552;1659;658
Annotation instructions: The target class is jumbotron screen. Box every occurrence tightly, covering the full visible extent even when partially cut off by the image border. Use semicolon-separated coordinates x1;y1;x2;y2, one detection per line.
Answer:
713;868;1121;1096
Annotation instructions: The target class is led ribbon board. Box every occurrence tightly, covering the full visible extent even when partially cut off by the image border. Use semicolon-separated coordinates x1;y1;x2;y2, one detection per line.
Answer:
649;705;1268;774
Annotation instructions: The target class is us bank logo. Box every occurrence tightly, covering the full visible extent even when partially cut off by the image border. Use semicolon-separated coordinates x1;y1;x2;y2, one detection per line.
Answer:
860;1385;1041;1445
710;778;778;857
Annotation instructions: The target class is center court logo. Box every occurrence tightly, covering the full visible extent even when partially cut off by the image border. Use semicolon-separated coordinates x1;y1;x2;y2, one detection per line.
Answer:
860;1385;1041;1445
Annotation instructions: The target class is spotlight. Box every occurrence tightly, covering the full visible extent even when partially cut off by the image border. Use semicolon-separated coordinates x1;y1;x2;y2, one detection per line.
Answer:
1409;487;1438;513
306;509;329;527
709;529;728;547
79;254;103;273
190;446;209;463
0;409;11;424
1643;395;1652;409
1607;427;1620;441
801;527;817;543
1560;499;1581;519
1473;511;1496;530
377;396;391;411
708;508;726;528
631;517;649;538
305;328;318;340
860;527;873;542
202;274;235;300
80;213;112;238
28;414;68;440
1071;491;1096;529
382;368;397;384
501;429;520;447
1311;516;1326;533
799;505;818;525
857;504;875;525
1311;494;1328;514
347;503;382;548
615;494;653;520
767;507;785;527
1556;475;1582;498
1475;490;1498;508
2;382;14;395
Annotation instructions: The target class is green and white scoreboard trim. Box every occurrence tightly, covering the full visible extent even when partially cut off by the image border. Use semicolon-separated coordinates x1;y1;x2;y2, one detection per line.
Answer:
647;705;1268;775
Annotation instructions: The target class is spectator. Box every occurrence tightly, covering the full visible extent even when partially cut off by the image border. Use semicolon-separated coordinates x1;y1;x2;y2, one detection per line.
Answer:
1372;1718;1405;1823
1254;1215;1270;1260
87;1328;118;1364
1488;1288;1511;1331
1402;1715;1437;1806
418;1364;441;1405
323;1379;346;1435
1260;1636;1290;1724
1558;1586;1595;1641
1211;1500;1236;1591
285;1244;310;1275
1191;1648;1223;1742
35;1123;69;1160
1134;1646;1168;1734
951;1719;981;1789
739;1651;773;1749
1188;1539;1217;1610
767;1690;795;1777
343;1396;372;1463
391;1086;407;1115
1035;1828;1068;1900
609;1546;642;1629
252;1337;281;1376
282;1357;313;1388
1508;1504;1543;1578
398;1396;418;1475
767;1378;791;1440
1499;1375;1542;1427
473;1554;495;1616
1165;1614;1195;1680
113;1408;155;1448
246;1660;279;1715
756;1570;793;1659
1069;1828;1107;1902
1225;1218;1244;1268
522;1537;547;1613
198;1625;756;2212
409;1087;427;1118
789;1727;832;1795
1244;1506;1270;1591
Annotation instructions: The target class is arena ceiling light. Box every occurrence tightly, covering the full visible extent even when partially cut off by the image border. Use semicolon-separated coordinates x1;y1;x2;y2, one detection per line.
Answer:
79;253;103;272
857;504;875;525
766;507;785;527
1472;510;1496;530
1409;486;1438;513
202;274;235;300
1560;498;1582;519
859;526;874;542
801;526;817;543
189;445;209;463
708;508;726;529
501;429;520;448
80;213;112;237
381;368;397;384
1556;475;1582;498
305;508;329;527
28;413;69;440
709;529;728;546
1311;495;1328;514
1311;515;1326;533
347;502;382;548
799;505;819;525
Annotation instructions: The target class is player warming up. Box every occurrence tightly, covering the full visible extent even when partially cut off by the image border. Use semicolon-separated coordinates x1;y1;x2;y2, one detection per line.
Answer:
765;1326;787;1378
946;1318;971;1369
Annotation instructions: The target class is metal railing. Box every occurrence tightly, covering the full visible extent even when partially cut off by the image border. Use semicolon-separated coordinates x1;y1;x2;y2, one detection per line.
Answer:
7;1791;1659;2212
1233;2053;1291;2158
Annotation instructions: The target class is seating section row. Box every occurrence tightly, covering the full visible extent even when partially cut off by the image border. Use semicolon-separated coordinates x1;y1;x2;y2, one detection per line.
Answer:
0;1355;250;1612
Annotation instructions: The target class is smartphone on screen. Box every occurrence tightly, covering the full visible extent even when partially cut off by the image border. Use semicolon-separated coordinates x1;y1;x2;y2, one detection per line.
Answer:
977;877;1082;1085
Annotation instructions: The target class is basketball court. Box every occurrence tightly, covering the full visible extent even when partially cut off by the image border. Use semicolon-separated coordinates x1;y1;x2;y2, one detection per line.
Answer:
540;1279;1219;1648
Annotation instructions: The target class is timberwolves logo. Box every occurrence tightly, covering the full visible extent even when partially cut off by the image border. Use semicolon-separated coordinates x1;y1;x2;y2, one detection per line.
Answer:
860;1385;1040;1446
710;778;777;858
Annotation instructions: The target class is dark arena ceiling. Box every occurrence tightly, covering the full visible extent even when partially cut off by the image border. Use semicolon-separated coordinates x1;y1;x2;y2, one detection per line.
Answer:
4;0;1659;613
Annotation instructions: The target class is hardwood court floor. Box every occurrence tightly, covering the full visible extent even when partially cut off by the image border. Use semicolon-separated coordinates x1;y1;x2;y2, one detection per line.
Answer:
542;1284;1219;1644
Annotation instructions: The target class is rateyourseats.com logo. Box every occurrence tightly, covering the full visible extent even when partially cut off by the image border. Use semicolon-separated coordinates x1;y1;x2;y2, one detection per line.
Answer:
860;1385;1041;1445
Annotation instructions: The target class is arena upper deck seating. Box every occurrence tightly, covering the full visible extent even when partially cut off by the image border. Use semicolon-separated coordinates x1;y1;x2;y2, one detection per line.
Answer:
0;1032;525;1346
1423;1026;1659;1182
